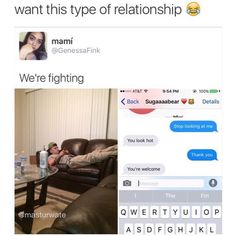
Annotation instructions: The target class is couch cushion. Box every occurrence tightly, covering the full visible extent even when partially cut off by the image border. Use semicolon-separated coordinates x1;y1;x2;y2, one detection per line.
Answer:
61;139;88;156
54;171;99;184
56;164;69;172
67;166;100;178
85;139;117;154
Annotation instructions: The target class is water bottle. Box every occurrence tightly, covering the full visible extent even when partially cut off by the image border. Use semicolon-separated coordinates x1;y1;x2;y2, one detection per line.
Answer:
40;146;48;169
15;153;21;178
40;168;47;178
19;151;27;173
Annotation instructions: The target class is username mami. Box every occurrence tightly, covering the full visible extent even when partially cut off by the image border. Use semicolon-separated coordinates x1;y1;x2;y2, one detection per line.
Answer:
52;37;73;45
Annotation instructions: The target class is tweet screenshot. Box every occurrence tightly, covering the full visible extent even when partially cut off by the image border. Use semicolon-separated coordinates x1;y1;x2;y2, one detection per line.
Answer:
4;0;226;235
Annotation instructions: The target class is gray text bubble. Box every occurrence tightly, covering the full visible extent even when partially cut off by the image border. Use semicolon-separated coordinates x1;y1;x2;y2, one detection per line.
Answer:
124;135;158;146
123;163;165;175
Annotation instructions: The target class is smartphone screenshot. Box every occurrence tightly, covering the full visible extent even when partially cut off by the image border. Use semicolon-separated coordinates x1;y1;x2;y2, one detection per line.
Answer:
119;89;222;234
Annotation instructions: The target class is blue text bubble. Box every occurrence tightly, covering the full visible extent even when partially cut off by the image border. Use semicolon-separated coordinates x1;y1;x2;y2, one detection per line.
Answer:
170;121;218;132
187;149;217;161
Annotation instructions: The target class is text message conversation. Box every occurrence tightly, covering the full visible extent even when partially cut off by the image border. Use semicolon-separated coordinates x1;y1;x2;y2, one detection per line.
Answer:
119;89;222;234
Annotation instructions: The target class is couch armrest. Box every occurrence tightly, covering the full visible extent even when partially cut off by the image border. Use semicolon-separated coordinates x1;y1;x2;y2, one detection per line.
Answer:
38;175;117;234
98;155;117;180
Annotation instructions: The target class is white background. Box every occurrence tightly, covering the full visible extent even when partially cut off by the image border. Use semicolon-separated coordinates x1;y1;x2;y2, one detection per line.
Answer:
1;0;236;235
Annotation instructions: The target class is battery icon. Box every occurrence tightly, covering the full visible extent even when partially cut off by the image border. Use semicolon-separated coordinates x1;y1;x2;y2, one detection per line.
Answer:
209;89;218;93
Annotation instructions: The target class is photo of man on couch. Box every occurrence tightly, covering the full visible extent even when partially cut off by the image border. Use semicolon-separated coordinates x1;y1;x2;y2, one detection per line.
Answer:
15;89;118;234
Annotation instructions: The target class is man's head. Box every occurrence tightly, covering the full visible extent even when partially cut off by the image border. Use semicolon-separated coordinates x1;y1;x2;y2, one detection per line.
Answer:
48;142;59;154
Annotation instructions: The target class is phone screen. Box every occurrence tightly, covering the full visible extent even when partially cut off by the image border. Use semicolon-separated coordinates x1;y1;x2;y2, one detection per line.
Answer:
119;88;222;234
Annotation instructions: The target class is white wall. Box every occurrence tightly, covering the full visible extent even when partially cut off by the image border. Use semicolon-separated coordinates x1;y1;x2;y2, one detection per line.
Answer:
15;89;117;155
107;89;118;139
15;89;24;154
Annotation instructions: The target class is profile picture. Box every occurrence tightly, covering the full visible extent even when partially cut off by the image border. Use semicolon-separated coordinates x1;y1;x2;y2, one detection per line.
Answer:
19;32;47;60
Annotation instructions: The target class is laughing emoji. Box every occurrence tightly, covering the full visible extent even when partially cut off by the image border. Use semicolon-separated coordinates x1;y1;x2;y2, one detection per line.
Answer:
187;2;200;16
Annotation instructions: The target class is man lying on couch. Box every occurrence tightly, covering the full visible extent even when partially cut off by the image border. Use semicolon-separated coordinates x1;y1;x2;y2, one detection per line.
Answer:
47;142;117;168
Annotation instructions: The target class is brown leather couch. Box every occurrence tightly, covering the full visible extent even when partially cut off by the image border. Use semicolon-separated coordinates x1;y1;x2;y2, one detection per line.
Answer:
38;175;117;234
37;139;117;194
